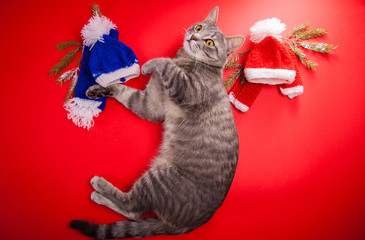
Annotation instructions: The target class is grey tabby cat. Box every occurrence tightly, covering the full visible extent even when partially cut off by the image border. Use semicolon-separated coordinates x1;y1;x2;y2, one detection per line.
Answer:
71;7;244;239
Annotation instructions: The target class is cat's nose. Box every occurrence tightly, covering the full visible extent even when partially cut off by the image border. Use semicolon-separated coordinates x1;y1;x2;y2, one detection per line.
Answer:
190;34;197;41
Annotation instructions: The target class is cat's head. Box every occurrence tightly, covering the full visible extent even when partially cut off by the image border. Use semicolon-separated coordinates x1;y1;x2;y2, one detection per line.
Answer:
183;7;245;67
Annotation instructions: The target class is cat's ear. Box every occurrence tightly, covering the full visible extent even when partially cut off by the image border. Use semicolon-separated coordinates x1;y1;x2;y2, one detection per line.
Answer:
226;36;245;55
204;7;219;24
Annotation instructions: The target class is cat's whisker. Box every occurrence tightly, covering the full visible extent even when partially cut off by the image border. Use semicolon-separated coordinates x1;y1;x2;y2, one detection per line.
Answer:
181;27;188;36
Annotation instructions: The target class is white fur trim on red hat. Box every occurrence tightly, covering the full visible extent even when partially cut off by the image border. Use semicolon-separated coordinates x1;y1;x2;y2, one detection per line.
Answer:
280;85;304;99
229;92;249;112
245;68;296;85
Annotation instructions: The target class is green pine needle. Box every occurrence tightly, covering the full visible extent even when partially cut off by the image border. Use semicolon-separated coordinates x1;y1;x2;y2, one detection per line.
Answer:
225;61;242;70
296;29;328;40
286;23;338;71
225;49;252;70
300;41;337;53
303;60;319;71
225;53;241;69
224;49;251;90
224;68;244;90
286;41;318;71
289;22;310;38
238;69;247;85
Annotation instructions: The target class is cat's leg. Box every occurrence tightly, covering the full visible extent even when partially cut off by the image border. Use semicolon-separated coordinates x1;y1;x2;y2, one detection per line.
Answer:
86;82;165;122
142;58;203;105
90;163;175;221
90;176;146;219
90;191;142;220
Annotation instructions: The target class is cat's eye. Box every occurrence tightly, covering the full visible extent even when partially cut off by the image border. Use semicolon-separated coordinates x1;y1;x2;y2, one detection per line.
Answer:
205;39;215;47
195;25;203;32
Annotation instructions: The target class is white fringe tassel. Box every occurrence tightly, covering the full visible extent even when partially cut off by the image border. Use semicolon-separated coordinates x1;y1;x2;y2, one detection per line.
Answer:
81;15;116;48
64;97;102;130
250;18;286;43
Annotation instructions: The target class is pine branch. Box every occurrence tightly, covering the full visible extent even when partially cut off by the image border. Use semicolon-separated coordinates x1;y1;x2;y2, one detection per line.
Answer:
64;68;79;103
49;46;82;76
55;70;74;86
289;22;310;38
55;41;81;51
300;41;337;53
225;54;241;70
231;51;246;61
239;69;247;85
286;23;337;71
303;59;318;71
224;68;243;90
286;41;303;61
91;3;102;16
286;40;318;71
225;49;252;69
296;29;328;40
225;61;242;70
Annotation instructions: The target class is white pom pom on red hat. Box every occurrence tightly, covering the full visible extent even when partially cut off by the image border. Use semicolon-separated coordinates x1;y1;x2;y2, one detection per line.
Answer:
250;17;286;43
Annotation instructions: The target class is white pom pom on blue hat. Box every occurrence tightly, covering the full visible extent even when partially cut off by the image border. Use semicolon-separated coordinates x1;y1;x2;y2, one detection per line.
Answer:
81;15;116;48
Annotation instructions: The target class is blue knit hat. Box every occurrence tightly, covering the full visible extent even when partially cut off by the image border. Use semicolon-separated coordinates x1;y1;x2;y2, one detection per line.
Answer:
64;15;140;130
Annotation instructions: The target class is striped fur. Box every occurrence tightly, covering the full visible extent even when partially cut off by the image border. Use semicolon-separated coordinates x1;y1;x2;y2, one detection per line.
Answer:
72;7;244;239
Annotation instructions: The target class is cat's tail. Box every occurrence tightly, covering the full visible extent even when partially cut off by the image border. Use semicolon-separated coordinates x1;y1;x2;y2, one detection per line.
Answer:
70;218;188;239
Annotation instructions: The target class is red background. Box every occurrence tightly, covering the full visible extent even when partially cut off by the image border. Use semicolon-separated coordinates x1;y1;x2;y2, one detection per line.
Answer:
1;0;365;239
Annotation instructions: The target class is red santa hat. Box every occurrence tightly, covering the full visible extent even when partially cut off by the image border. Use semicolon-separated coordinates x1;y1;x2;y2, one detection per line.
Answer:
244;18;296;85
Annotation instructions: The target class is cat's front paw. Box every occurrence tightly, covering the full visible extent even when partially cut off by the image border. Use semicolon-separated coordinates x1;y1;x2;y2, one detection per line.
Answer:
86;85;113;99
141;60;155;75
141;58;167;75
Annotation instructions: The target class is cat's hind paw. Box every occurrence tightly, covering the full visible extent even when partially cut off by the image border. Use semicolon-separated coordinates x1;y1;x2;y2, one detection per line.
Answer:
91;191;142;220
91;191;107;205
90;176;113;194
